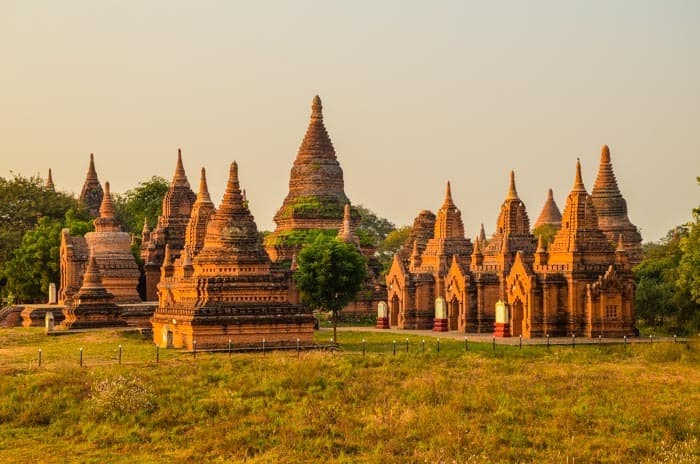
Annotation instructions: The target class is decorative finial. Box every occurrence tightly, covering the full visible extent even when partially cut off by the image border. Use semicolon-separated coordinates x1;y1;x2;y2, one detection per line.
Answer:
573;158;586;192
173;149;188;185
142;217;150;234
46;168;55;191
479;223;486;243
472;236;481;254
601;145;611;164
197;167;212;203
547;188;554;199
311;95;323;119
290;252;298;271
506;170;519;200
442;181;455;207
98;181;116;218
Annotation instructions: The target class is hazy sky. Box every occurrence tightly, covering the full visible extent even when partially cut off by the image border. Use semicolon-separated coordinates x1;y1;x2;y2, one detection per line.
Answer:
1;1;698;241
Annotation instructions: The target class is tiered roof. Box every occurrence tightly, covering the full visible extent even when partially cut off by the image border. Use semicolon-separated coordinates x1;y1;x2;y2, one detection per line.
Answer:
590;145;643;264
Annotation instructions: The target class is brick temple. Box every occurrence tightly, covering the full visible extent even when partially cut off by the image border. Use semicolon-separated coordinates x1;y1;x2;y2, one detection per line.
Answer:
386;149;640;338
264;95;383;316
151;162;314;350
140;150;197;301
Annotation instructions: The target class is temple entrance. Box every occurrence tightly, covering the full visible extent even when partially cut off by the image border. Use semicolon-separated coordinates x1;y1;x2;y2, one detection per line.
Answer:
511;299;524;337
448;296;460;331
390;295;400;328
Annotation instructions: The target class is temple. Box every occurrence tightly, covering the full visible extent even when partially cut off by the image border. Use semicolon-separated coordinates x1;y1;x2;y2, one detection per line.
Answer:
140;150;196;300
151;162;314;350
265;95;359;262
79;153;104;218
264;96;383;316
59;181;141;306
386;182;473;330
591;145;643;265
386;159;637;338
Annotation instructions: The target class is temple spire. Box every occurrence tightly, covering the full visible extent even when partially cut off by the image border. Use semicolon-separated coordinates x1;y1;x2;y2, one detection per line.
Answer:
99;182;116;218
337;203;359;246
141;217;150;235
572;158;586;192
87;153;98;182
442;181;455;208
506;170;519;200
172;148;190;187
46;168;55;191
311;95;323;120
616;233;626;252
196;167;212;204
81;254;104;289
219;161;245;212
479;224;486;243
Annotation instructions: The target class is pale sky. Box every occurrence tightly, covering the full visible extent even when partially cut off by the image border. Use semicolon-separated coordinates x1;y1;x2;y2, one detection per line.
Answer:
1;1;698;241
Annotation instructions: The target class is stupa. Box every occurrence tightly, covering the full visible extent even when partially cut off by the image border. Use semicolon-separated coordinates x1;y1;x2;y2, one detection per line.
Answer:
591;145;643;265
152;162;314;350
533;188;562;229
61;255;126;329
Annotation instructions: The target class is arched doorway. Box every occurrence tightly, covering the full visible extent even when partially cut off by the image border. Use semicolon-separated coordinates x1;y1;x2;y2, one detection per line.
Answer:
511;299;524;337
449;296;460;331
390;295;400;328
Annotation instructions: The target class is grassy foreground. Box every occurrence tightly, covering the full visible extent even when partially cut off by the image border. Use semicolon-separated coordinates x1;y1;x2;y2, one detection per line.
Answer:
0;328;698;463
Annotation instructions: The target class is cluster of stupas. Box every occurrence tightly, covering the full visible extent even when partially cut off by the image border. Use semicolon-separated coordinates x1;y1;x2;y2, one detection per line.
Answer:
386;146;641;338
45;95;641;340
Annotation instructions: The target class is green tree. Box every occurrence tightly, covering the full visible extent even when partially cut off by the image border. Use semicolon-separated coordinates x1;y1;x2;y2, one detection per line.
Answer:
0;174;85;298
294;235;367;343
532;223;558;247
677;177;700;307
355;204;395;247
2;211;93;303
377;225;412;273
113;176;169;237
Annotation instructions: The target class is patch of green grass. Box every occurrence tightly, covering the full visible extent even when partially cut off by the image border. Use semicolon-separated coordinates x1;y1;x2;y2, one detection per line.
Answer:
0;328;698;463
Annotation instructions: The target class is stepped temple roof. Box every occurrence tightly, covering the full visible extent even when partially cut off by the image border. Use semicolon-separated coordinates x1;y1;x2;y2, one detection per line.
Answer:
591;145;643;264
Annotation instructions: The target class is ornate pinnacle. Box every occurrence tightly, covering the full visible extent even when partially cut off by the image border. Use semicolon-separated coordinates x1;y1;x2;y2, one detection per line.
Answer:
141;217;150;234
442;181;455;208
601;144;611;164
506;170;519;200
197;167;212;204
46;168;55;191
572;158;586;192
311;95;323;120
99;182;116;218
171;148;190;187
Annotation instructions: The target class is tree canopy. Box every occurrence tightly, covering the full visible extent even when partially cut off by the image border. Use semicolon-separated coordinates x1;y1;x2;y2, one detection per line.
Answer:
294;235;367;342
114;176;169;237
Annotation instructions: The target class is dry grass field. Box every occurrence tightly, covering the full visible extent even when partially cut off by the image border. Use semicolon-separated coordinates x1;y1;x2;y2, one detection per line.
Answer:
0;328;698;463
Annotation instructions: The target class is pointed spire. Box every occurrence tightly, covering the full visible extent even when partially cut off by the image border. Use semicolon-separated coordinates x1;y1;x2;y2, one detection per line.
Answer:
141;217;150;235
311;95;323;120
572;158;586;192
87;153;98;181
99;182;116;218
46;168;55;191
337;203;359;245
196;167;212;204
601;144;611;164
506;170;519;200
170;148;190;188
290;252;298;271
442;181;455;208
479;224;486;243
218;161;245;214
182;248;193;267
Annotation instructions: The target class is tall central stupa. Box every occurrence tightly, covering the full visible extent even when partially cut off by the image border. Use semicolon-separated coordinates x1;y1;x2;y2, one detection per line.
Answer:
265;95;359;262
